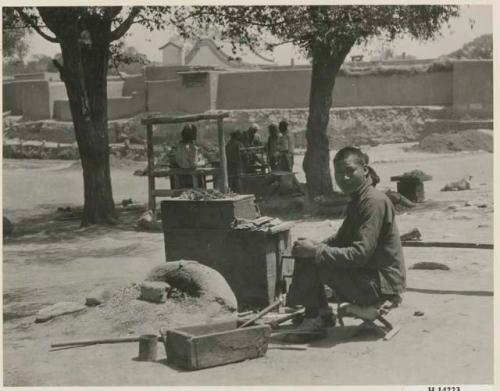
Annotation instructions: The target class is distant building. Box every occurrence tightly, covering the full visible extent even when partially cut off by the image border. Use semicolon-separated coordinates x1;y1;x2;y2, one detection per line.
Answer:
159;37;275;68
159;39;185;66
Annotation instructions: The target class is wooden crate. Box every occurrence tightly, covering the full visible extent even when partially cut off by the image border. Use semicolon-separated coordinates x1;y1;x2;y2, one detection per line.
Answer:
161;195;258;229
163;227;292;309
164;320;270;370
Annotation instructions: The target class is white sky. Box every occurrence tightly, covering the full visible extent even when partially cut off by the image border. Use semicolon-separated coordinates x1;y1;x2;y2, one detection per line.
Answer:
24;4;492;65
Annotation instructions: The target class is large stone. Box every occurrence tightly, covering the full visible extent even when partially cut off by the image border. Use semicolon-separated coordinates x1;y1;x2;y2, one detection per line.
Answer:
140;281;171;303
35;302;87;323
85;287;111;306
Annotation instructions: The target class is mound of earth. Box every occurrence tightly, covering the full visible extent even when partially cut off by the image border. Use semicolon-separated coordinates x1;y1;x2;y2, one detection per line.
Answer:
36;284;236;340
415;129;493;153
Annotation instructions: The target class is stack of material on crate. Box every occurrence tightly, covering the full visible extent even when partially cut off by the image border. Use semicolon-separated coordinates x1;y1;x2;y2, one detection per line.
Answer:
233;216;294;234
178;188;238;201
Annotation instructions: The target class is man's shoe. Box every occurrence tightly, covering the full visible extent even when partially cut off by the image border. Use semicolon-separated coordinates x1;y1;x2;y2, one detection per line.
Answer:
283;316;327;343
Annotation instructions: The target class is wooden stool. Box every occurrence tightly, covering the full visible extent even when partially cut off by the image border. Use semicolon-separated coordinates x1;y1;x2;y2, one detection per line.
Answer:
337;296;401;341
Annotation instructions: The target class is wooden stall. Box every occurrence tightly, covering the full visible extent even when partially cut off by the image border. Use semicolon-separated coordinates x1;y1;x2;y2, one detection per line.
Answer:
140;112;230;212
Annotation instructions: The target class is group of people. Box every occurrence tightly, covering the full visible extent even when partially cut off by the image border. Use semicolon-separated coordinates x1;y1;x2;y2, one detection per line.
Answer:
168;120;295;191
225;120;295;190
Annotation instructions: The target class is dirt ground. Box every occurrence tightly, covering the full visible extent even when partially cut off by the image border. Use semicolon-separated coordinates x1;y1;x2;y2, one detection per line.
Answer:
2;142;493;386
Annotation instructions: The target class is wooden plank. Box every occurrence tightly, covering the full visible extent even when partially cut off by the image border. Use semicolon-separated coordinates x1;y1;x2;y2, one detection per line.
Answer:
174;319;237;336
402;241;493;250
268;222;295;234
152;167;219;177
252;216;274;226
165;329;196;368
217;117;229;193
141;112;230;125
146;124;155;211
189;324;270;370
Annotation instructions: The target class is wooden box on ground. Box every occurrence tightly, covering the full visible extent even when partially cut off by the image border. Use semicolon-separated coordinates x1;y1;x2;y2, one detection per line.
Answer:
161;195;258;229
164;320;270;370
397;180;424;203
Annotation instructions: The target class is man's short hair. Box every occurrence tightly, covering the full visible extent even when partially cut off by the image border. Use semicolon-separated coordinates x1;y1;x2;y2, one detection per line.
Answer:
333;146;366;165
181;124;197;142
249;123;260;132
230;130;242;139
278;120;288;132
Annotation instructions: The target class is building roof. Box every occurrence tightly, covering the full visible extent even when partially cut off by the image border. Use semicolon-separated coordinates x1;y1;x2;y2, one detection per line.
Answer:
159;40;183;50
185;38;275;67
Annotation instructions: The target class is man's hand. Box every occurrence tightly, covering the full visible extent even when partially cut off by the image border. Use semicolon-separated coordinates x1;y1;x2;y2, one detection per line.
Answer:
292;238;319;259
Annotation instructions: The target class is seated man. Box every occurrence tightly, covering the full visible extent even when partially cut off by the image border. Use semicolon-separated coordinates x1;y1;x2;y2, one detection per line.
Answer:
241;123;265;173
288;146;406;338
171;124;207;188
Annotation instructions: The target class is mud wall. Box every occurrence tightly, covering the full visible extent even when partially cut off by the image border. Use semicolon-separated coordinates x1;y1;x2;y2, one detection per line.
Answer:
3;60;493;121
217;69;453;110
453;60;493;113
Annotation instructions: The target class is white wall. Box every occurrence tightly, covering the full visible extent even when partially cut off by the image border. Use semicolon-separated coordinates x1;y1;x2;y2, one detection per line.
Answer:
162;45;184;66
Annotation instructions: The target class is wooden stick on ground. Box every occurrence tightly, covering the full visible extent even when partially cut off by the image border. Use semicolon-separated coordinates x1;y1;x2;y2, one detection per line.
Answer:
238;299;282;329
402;241;493;250
267;308;305;329
51;336;157;349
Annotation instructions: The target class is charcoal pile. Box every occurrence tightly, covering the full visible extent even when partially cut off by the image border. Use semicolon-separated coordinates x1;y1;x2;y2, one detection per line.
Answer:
178;189;238;201
397;169;433;182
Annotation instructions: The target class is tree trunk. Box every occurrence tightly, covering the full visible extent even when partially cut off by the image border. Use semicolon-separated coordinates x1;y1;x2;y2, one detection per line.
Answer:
303;45;353;199
59;20;116;225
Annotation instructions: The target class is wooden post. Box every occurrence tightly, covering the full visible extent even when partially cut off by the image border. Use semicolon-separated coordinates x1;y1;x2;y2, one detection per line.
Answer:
146;124;155;212
217;117;229;193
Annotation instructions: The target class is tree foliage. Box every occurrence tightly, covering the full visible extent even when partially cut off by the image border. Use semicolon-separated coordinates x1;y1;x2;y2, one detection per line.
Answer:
109;42;150;75
173;6;460;57
445;33;492;59
2;8;30;63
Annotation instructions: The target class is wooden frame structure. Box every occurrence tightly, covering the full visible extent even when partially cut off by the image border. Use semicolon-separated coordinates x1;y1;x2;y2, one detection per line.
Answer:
141;112;230;212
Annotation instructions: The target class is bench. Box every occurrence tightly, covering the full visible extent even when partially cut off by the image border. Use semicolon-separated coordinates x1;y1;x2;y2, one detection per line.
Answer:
336;295;402;341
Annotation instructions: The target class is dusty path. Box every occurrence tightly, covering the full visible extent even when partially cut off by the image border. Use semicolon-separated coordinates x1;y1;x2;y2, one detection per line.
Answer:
2;143;493;386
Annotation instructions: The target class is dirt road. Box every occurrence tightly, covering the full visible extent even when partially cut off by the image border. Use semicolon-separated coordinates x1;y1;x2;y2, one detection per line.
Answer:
2;143;493;386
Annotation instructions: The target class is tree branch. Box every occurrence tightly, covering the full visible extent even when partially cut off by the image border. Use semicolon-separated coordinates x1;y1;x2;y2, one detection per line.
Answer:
106;7;122;20
109;7;142;41
16;9;59;43
52;59;65;82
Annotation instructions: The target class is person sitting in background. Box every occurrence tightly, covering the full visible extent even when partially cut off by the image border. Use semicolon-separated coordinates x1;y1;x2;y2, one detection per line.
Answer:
266;123;280;170
241;123;265;173
225;130;244;192
171;124;207;188
277;120;294;172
